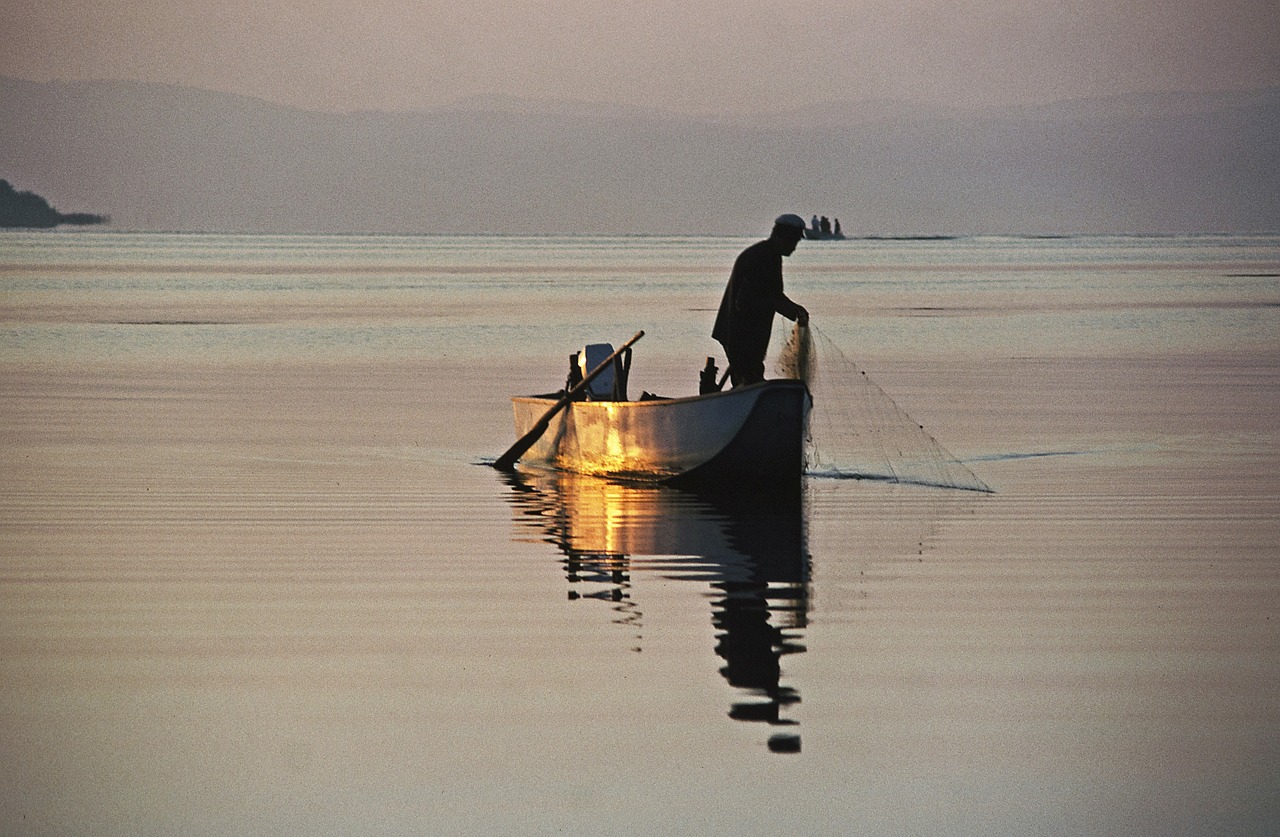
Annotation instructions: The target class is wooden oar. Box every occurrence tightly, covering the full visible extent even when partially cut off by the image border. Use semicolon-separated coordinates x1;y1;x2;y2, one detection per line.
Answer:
492;330;644;471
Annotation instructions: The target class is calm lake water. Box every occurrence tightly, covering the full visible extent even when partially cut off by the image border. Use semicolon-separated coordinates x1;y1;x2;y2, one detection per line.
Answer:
2;231;1278;834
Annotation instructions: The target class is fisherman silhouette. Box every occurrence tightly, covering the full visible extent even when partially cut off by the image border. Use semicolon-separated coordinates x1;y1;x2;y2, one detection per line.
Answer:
712;214;810;387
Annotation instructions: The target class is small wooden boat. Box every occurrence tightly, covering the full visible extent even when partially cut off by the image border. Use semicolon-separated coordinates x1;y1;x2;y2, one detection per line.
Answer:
504;337;811;487
511;380;810;485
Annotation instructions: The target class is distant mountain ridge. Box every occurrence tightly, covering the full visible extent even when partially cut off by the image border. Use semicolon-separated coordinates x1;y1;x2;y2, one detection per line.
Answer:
2;76;1276;235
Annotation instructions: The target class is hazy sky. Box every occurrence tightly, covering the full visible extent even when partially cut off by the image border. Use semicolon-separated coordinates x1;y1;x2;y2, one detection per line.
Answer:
3;0;1278;114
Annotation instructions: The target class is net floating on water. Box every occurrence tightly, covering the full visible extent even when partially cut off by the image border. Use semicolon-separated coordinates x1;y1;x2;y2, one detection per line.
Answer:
775;323;992;493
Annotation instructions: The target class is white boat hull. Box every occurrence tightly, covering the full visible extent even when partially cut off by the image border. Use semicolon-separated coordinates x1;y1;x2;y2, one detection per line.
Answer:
511;380;810;486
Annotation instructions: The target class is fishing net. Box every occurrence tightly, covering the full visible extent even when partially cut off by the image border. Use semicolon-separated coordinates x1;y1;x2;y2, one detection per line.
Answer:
776;323;992;493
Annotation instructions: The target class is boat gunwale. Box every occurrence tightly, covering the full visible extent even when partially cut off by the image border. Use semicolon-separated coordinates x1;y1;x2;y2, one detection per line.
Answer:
511;378;809;409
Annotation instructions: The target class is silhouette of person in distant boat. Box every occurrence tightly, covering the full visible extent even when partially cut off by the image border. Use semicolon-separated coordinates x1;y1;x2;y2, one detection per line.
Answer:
712;214;810;387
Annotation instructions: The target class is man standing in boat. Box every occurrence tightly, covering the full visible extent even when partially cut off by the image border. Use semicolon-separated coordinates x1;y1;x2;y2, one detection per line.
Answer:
713;214;810;387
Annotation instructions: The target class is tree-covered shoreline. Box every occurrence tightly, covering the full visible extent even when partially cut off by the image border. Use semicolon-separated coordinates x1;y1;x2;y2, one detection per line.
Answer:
1;179;107;228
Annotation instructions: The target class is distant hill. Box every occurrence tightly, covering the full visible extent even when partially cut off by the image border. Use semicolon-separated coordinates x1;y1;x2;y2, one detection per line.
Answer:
0;76;1276;235
0;177;107;228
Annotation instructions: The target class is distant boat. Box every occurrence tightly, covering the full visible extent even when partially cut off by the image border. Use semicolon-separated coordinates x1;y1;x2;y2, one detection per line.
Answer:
803;229;846;241
506;341;811;487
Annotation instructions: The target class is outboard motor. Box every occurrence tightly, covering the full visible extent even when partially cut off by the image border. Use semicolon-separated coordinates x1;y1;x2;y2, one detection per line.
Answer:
572;343;631;401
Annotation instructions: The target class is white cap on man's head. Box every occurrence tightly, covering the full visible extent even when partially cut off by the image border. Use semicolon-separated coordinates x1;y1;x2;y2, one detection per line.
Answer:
773;213;807;240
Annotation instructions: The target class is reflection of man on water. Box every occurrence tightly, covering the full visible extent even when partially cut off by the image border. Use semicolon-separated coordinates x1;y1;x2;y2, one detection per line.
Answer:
502;470;809;752
712;487;807;746
714;579;804;726
712;214;810;387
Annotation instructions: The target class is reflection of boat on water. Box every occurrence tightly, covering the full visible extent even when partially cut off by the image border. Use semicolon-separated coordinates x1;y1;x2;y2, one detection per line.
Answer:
504;469;809;753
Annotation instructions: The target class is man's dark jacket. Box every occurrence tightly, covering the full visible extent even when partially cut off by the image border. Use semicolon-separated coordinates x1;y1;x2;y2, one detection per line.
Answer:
712;239;804;373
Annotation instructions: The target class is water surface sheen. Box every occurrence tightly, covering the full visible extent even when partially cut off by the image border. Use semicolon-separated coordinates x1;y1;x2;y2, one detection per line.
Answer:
2;231;1277;834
